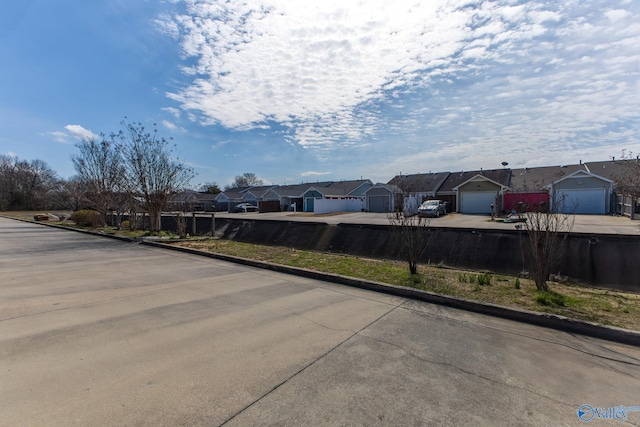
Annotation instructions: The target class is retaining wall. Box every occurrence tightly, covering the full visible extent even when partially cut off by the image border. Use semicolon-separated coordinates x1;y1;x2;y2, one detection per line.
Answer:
118;214;640;293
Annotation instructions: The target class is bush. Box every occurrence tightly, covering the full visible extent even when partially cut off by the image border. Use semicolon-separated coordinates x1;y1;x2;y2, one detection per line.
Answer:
475;272;492;286
535;290;566;307
70;209;101;227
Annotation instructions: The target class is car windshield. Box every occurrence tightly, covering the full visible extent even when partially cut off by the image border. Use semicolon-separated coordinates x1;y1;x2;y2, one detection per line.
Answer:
422;201;439;207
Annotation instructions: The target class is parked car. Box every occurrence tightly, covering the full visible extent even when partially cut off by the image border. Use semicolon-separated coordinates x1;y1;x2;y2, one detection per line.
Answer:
418;200;446;217
234;203;259;213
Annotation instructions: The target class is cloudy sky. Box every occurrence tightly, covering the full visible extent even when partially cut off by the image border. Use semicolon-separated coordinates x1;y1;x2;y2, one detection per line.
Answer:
1;0;638;187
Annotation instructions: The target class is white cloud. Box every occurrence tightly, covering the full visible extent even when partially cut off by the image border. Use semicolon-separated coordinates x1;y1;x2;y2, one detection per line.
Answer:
162;120;177;130
46;124;98;144
162;107;181;118
164;1;556;146
64;125;98;140
301;171;330;177
47;131;71;144
161;0;640;179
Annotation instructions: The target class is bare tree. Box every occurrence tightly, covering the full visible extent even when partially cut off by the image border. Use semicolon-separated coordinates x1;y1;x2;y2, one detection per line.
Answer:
0;155;58;211
199;182;221;194
57;176;87;211
117;120;194;232
71;137;126;226
613;151;640;218
387;211;431;275
519;194;575;291
225;172;263;190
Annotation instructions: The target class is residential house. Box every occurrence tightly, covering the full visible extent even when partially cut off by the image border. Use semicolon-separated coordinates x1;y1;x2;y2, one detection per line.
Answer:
364;183;403;213
301;179;373;213
387;172;450;215
437;169;511;214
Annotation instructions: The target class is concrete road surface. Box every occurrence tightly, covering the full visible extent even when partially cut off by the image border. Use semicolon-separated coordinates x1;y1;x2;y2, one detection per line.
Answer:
214;210;640;235
1;217;639;426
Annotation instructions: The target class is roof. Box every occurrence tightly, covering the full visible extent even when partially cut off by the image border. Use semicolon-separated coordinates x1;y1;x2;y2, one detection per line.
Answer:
545;169;613;187
364;183;402;194
240;185;278;197
318;179;372;196
584;160;628;181
508;164;586;192
268;182;333;197
387;172;450;194
438;169;511;193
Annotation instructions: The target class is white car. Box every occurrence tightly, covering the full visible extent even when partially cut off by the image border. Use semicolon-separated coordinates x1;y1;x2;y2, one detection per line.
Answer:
418;200;446;217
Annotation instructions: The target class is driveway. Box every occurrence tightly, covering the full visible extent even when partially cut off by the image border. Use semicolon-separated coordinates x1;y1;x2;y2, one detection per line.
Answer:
1;217;639;426
216;211;640;235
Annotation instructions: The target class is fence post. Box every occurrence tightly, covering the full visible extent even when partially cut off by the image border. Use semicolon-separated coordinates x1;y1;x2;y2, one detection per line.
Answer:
211;212;215;237
192;212;197;235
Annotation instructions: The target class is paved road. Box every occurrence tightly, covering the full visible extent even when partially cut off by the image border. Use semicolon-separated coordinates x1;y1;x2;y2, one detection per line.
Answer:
1;217;639;426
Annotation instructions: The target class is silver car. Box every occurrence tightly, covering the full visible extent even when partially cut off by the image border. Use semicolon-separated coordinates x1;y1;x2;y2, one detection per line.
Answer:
418;200;446;217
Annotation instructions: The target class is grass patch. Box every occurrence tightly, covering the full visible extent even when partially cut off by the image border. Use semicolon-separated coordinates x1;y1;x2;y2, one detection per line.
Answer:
171;239;640;331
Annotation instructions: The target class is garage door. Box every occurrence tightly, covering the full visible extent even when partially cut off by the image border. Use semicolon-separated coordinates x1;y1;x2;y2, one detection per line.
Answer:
460;191;497;214
556;189;605;214
368;196;390;213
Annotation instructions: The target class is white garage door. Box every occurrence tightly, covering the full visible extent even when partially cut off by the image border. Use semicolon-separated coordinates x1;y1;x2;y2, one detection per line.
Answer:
556;189;605;214
460;191;497;214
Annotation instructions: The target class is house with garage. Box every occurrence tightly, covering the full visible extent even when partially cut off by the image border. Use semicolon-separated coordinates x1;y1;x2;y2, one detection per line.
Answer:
261;182;330;212
387;172;450;215
364;183;403;213
214;188;251;212
436;169;511;214
547;169;613;214
301;179;373;213
505;164;586;213
584;159;638;218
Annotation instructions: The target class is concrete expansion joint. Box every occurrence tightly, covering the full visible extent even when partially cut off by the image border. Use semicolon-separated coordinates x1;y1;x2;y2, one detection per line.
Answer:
12;217;640;348
357;332;576;410
220;305;401;426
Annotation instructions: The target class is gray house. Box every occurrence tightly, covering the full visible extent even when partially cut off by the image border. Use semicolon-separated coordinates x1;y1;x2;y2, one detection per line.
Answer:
547;169;613;214
437;169;511;214
301;180;373;213
364;183;402;213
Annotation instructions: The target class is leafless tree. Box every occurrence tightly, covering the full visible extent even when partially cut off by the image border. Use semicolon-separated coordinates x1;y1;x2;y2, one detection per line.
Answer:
519;194;575;291
225;172;263;190
199;182;221;194
116;120;194;232
613;150;640;217
0;155;58;211
71;137;126;226
387;210;431;275
56;176;87;211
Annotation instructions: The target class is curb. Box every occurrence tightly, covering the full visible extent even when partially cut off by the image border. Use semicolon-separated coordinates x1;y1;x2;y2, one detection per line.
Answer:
140;240;640;348
5;216;640;347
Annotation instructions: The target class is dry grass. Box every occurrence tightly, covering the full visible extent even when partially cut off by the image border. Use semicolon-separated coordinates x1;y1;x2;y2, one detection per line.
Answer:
173;239;640;331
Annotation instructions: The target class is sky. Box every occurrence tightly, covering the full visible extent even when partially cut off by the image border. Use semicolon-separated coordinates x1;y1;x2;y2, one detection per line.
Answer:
1;0;639;188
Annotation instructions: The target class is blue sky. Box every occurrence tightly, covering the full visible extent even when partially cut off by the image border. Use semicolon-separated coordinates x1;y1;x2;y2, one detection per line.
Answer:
1;0;639;188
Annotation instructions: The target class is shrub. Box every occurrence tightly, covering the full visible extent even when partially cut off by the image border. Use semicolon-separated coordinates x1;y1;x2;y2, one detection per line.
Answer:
535;290;566;307
70;209;101;227
475;272;492;286
120;220;130;229
515;278;521;289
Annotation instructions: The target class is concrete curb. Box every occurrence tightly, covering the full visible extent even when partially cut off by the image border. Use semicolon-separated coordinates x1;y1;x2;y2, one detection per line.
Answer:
4;216;639;347
140;240;640;348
